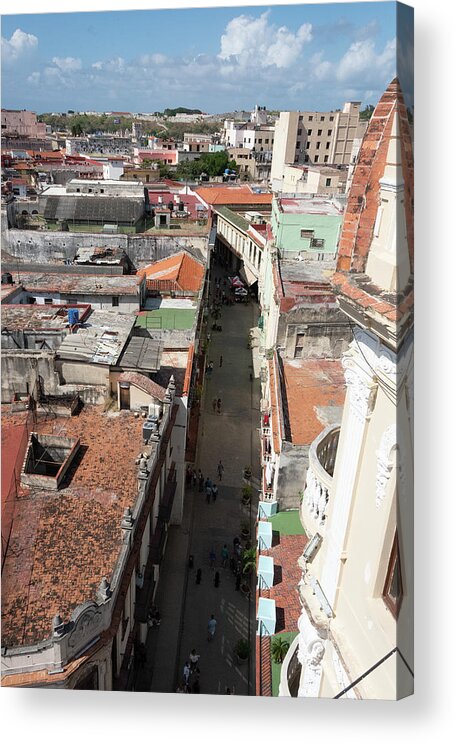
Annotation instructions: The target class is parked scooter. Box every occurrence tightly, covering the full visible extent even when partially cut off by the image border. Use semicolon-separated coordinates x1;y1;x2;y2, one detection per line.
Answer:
211;323;222;331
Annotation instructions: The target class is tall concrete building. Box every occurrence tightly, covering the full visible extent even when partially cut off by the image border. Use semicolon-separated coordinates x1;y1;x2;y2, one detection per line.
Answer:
271;102;367;189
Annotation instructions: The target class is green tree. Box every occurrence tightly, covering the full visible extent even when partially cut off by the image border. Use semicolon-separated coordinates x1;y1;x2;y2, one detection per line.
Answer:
71;121;84;136
271;636;290;664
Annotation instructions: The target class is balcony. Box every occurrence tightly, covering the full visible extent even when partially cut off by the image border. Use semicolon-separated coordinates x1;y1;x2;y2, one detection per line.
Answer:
279;635;301;697
302;425;340;529
260;460;276;502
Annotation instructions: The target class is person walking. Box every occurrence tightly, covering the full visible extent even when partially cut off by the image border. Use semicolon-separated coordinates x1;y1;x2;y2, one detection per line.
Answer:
217;398;222;414
211;483;218;502
221;544;229;568
205;478;212;503
212;398;217;413
217;460;224;481
219;355;223;368
183;661;191;687
207;614;217;641
198;470;204;492
189;649;200;670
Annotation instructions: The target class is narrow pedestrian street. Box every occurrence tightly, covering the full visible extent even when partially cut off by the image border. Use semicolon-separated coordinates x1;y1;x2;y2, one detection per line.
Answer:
138;262;261;695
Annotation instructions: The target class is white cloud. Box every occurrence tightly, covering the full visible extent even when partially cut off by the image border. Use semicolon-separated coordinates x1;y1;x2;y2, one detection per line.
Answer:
52;56;82;72
336;38;396;83
1;28;38;63
27;71;41;85
138;53;168;66
219;12;312;70
91;56;125;72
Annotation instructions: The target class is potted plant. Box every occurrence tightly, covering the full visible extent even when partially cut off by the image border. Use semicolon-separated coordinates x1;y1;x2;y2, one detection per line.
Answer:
241;484;253;506
240;520;250;540
241;547;257;576
234;638;250;665
243;465;252;481
271;636;290;664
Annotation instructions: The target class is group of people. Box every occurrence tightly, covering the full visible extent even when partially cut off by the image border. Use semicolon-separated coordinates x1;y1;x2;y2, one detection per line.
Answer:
185;461;224;492
177;648;201;693
211;397;222;414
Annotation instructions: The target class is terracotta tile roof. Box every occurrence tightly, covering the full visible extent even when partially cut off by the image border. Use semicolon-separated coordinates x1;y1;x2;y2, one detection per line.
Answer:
117;371;166;400
263;533;308;632
195;185;272;207
282;359;346;445
333;78;413;328
1;407;146;648
137;251;205;293
257;532;308;695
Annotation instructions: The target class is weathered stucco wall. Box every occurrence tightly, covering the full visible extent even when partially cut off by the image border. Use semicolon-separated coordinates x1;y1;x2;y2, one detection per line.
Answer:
278;305;352;359
276;441;309;510
4;229;208;269
1;351;61;401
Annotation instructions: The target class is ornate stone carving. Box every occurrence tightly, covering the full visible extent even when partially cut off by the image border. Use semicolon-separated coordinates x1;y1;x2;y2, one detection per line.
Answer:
68;603;103;650
343;363;378;420
375;425;397;508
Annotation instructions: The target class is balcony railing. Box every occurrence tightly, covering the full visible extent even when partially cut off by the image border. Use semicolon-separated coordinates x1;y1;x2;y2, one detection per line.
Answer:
302;425;340;528
279;634;301;697
259;461;275;502
261;434;272;462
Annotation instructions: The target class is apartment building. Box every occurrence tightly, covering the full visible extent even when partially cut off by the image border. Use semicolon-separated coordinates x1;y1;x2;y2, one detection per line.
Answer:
1;109;47;139
271;102;367;186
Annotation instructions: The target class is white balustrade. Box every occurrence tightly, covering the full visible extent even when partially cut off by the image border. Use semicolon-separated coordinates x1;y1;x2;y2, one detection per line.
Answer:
302;425;340;529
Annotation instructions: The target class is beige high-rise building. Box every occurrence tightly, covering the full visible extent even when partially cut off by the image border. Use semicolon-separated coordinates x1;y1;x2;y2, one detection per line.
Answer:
279;79;414;700
271;102;367;190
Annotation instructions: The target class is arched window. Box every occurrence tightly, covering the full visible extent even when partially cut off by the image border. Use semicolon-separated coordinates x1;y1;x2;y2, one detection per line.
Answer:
383;531;403;618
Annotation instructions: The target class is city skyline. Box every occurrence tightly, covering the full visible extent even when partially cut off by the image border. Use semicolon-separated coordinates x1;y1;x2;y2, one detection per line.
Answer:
2;2;402;114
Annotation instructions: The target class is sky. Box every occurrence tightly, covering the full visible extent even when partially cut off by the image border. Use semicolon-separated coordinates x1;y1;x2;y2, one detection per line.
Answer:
1;1;413;114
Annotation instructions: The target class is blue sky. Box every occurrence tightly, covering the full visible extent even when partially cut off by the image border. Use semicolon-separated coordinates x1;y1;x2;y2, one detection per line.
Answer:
1;2;412;114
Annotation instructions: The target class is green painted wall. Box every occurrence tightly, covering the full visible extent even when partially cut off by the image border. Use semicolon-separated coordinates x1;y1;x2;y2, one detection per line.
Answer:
271;199;342;256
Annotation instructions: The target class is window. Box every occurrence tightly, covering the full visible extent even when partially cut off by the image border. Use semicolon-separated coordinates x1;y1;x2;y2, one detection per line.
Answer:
258;139;262;144
326;142;330;149
306;142;310;149
328;129;332;136
299;115;304;121
294;332;306;358
316;142;320;149
311;237;325;248
112;296;119;307
383;532;403;618
265;139;269;144
308;115;313;121
317;129;322;136
325;178;332;186
297;129;302;136
320;116;325;121
300;229;314;239
314;155;319;162
304;155;309;162
324;155;329;163
329;116;334;121
44;298;53;304
296;141;301;149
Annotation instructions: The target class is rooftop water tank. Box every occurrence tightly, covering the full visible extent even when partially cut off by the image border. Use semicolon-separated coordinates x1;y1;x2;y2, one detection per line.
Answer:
67;308;80;326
